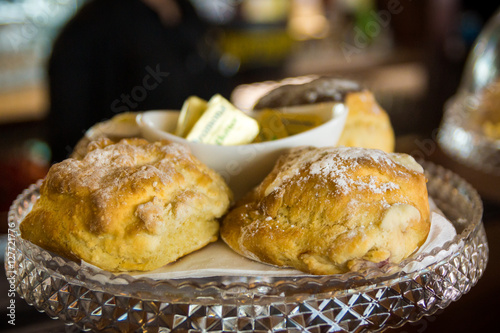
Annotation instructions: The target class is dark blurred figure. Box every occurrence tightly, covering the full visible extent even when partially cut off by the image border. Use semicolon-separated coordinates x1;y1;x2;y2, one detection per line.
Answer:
48;0;232;162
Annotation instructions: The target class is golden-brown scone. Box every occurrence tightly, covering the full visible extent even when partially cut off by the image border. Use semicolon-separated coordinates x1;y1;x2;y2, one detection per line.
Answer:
221;146;430;275
337;90;395;152
21;138;232;272
253;77;395;152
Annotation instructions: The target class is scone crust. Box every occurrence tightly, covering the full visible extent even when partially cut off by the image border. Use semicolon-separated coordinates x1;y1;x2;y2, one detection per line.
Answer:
20;138;232;271
221;146;430;275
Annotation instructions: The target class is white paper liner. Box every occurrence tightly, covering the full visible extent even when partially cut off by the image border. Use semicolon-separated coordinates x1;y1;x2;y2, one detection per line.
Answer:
402;212;459;273
82;198;457;280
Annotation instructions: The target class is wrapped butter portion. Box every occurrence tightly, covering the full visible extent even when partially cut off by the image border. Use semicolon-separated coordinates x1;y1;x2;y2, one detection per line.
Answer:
279;112;322;135
175;96;208;137
254;109;289;142
186;94;259;145
254;109;323;142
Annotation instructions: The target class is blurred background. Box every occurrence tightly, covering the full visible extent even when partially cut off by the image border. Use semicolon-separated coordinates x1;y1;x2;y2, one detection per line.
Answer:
0;0;497;205
0;1;499;332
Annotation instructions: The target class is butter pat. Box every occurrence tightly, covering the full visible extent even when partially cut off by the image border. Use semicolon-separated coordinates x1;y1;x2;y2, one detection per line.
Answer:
279;112;323;135
254;109;289;142
186;94;259;145
175;96;208;137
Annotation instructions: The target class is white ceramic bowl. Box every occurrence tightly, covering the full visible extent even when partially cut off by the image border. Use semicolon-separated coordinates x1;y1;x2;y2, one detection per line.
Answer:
136;103;348;199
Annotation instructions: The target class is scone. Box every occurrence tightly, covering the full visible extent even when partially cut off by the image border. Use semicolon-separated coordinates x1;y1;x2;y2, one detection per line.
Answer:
254;77;395;152
221;146;430;275
337;90;395;152
20;138;232;271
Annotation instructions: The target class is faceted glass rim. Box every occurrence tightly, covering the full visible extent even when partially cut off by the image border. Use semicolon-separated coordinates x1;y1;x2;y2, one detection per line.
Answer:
6;161;484;303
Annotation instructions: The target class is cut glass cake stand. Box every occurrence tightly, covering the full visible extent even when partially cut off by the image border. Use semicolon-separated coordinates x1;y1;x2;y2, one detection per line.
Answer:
5;161;488;332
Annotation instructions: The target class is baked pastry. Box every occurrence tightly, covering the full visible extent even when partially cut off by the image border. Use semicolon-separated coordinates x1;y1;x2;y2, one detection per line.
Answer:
337;90;395;152
20;138;232;271
254;77;395;152
221;146;430;275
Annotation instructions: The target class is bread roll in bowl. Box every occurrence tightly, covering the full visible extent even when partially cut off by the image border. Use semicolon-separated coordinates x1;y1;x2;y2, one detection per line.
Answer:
221;146;430;275
20;138;232;272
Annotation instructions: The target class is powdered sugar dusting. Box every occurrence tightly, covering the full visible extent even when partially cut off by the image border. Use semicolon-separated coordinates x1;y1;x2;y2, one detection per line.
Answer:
47;139;193;230
265;147;405;196
74;140;184;192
